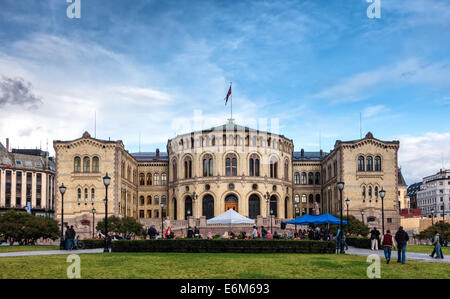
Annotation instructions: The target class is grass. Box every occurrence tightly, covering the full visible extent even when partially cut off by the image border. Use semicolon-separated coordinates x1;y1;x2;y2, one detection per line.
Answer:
0;245;59;253
0;252;448;279
406;245;450;255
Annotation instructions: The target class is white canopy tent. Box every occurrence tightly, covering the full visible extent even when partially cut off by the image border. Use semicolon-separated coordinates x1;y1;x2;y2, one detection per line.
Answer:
206;209;255;229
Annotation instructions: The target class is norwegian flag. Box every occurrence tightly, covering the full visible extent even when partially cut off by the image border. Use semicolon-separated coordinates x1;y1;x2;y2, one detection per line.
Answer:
224;84;232;105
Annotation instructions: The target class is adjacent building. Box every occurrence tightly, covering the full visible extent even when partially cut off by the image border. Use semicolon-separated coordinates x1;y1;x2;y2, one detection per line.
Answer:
0;140;56;217
417;169;450;218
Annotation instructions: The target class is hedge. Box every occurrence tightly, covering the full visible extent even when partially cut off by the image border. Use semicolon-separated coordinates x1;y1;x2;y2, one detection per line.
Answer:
346;237;371;249
82;239;106;249
111;239;336;254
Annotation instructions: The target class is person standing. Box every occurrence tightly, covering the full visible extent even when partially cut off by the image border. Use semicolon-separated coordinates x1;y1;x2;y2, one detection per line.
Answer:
395;226;409;264
370;227;380;250
194;226;200;238
252;226;258;239
261;226;267;239
64;225;71;250
381;230;395;264
142;226;148;240
148;225;158;239
432;231;442;259
187;226;194;238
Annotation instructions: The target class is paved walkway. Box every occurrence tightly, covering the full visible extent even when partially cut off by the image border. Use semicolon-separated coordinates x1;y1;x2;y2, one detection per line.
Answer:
0;248;104;258
346;246;450;263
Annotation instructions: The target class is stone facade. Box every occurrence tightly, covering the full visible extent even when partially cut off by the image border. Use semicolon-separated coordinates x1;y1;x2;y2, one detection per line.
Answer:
54;123;402;237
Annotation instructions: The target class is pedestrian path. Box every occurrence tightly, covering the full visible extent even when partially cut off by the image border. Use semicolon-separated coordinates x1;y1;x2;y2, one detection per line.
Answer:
0;248;104;258
346;246;450;263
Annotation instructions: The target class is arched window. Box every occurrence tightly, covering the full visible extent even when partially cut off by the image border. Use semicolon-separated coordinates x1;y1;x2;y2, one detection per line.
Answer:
294;172;300;185
366;156;373;171
140;196;145;205
301;172;307;185
121;162;125;178
147;196;152;205
154;173;159;185
74;157;81;172
270;157;278;178
91;188;95;203
92;157;99;172
225;154;237;176
139;173;145;186
309;194;314;203
375;186;379;197
301;194;307;203
83;157;90;172
308;172;313;185
77;188;81;204
127;167;131;181
184;156;192;179
375;156;382;171
315;172;320;185
249;154;260;176
202;154;213;177
295;194;300;202
84;188;88;204
369;186;372;197
362;186;366;198
172;160;177;181
154;195;159;205
358;156;364;171
316;194;320;203
146;173;152;185
284;160;289;180
161;173;167;185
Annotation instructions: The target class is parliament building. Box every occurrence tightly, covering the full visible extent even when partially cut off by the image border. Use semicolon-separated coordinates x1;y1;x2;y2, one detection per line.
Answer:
53;120;403;237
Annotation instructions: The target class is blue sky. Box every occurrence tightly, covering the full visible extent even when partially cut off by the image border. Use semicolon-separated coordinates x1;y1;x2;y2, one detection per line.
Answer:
0;0;449;183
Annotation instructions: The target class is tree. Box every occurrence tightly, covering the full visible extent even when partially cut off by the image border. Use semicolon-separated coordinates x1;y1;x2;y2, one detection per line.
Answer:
0;210;59;245
95;216;143;239
325;215;370;237
95;216;122;235
416;221;450;242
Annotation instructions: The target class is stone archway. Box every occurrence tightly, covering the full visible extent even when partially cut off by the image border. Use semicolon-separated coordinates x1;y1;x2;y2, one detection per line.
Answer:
202;194;215;220
185;196;192;220
248;194;260;219
270;195;278;217
225;194;239;212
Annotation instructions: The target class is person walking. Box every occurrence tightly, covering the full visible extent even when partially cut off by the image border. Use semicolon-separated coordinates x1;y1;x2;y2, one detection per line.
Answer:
64;225;71;250
394;226;409;264
194;226;200;239
252;226;258;239
261;226;268;239
430;233;445;258
432;231;442;259
370;227;380;250
381;230;395;264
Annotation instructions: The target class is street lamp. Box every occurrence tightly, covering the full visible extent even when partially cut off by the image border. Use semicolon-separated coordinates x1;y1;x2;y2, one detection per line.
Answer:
270;209;273;234
345;198;350;233
431;208;435;225
91;208;96;239
59;184;67;250
361;209;365;225
186;209;191;234
161;197;166;238
103;173;111;253
337;181;345;254
379;188;386;235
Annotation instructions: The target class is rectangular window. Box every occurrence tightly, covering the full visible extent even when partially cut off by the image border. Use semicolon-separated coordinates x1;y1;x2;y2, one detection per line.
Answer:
5;171;11;207
154;209;159;218
139;210;144;218
36;173;42;207
16;171;22;207
387;218;392;223
26;172;32;204
147;210;152;218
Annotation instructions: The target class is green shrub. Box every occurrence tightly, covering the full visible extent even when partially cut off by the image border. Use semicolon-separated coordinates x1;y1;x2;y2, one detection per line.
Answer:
111;239;335;254
346;237;371;249
82;239;105;249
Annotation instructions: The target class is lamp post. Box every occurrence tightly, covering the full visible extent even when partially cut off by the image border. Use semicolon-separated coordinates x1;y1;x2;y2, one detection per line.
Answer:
161;197;166;238
91;208;96;239
337;181;345;254
59;184;67;250
345;198;350;233
270;209;273;234
431;208;435;225
294;202;299;232
379;188;386;235
361;209;365;225
103;173;111;253
186;209;191;234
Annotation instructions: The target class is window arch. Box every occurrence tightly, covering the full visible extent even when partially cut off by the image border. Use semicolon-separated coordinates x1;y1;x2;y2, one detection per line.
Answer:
309;194;314;203
301;172;307;185
172;160;177;181
184;156;192;179
375;156;382;171
249;154;260;176
91;188;95;203
139;173;145;186
358;156;365;171
146;173;152;185
74;157;81;172
301;194;307;203
202;154;213;177
316;194;320;203
154;173;159;185
83;157;90;172
375;186;379;197
161;173;167;185
284;159;289;180
362;186;366;198
315;172;320;185
294;172;300;185
84;188;88;204
368;186;372;197
92;157;99;172
366;156;373;171
147;195;152;205
140;196;145;205
77;188;81;204
225;153;237;176
295;194;300;202
270;156;278;178
308;172;313;185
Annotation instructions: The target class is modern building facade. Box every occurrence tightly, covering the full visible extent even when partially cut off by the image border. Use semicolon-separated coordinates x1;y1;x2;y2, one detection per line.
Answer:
417;169;450;218
53;121;402;236
0;141;56;217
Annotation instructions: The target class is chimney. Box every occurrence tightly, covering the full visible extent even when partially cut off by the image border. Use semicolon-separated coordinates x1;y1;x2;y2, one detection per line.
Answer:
6;138;9;152
301;148;304;157
320;149;323;157
156;148;160;157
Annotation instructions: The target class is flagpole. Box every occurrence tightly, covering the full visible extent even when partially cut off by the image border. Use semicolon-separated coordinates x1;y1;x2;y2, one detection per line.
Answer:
230;82;233;121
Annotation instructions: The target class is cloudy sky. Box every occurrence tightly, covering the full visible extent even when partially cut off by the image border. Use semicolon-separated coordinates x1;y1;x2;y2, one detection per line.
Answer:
0;0;449;184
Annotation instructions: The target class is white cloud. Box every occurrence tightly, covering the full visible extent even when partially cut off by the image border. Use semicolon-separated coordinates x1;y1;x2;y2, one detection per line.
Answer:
363;105;387;118
397;132;450;184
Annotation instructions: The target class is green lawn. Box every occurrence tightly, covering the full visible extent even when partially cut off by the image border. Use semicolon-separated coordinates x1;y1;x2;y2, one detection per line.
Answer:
0;245;59;253
406;245;450;255
0;252;448;279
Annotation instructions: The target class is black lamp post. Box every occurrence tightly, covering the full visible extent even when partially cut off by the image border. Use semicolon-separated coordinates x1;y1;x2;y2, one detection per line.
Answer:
186;209;191;234
380;188;386;235
361;209;365;225
103;173;111;253
431;208;435;225
91;208;96;238
161;197;166;238
337;181;345;254
345;198;350;233
59;184;67;250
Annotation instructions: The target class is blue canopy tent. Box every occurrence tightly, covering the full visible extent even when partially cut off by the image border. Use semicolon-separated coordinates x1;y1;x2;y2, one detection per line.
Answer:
284;213;347;225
